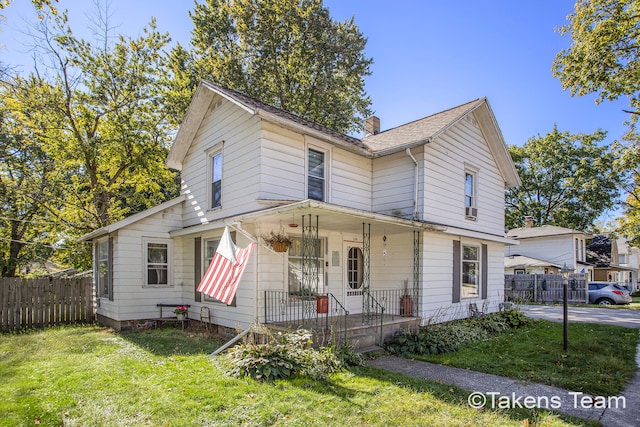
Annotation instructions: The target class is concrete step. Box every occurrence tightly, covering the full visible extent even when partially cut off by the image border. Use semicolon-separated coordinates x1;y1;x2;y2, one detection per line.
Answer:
347;332;377;349
357;345;386;357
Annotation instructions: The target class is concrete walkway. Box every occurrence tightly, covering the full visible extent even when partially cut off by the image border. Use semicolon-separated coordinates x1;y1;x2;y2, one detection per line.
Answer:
367;306;640;426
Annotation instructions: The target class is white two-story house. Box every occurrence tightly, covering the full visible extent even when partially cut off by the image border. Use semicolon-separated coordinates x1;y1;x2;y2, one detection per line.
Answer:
81;81;520;340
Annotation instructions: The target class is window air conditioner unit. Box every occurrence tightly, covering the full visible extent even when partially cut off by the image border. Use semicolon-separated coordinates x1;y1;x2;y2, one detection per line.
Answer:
465;207;478;218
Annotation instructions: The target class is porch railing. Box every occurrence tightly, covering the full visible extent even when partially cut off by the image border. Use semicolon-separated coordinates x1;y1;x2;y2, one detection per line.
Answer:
369;288;417;319
363;290;384;346
263;291;349;344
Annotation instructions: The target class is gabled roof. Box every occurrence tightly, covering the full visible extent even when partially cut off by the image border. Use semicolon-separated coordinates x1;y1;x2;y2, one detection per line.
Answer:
361;97;520;187
362;99;482;152
166;81;369;170
165;81;520;187
507;225;592;239
78;195;185;241
504;254;563;269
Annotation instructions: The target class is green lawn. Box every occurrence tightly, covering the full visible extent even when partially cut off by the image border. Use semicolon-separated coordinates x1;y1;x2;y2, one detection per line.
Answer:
412;320;639;396
0;325;596;427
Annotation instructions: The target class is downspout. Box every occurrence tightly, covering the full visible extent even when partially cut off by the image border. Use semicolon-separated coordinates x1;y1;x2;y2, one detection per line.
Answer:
406;148;419;220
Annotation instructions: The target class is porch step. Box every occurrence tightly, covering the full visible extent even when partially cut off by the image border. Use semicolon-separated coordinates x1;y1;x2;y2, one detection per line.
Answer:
357;345;386;357
347;332;377;349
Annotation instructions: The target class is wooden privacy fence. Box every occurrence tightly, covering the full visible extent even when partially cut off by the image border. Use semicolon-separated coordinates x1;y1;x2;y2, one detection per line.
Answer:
504;273;588;304
1;277;94;332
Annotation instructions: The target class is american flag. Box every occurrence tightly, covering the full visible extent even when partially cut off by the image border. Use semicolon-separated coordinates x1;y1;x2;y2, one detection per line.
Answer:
197;226;256;305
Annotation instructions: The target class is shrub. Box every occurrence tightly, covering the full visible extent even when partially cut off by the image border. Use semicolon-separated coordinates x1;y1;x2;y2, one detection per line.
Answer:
332;342;365;367
493;308;532;328
226;329;339;381
385;308;533;357
385;322;490;357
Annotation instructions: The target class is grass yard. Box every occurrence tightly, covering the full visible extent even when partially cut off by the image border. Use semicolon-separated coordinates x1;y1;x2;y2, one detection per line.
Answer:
413;320;639;396
0;325;596;427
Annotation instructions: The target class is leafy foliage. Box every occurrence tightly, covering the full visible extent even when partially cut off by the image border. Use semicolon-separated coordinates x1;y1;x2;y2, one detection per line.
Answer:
164;0;373;133
1;5;180;271
226;329;340;381
553;0;640;118
385;310;531;357
505;125;622;230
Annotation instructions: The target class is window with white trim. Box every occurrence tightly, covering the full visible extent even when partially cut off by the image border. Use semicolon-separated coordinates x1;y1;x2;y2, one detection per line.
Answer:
307;148;325;201
287;237;325;295
144;240;171;286
465;172;475;208
96;238;110;297
461;244;480;298
210;152;222;209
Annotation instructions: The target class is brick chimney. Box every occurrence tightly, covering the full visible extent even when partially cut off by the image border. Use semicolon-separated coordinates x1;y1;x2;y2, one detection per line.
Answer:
524;216;535;228
365;116;380;136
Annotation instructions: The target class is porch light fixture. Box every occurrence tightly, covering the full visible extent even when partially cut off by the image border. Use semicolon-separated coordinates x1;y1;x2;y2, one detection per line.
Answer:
560;263;574;352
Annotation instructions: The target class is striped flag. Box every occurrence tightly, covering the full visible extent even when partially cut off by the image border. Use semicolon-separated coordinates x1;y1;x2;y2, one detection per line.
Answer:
197;226;256;305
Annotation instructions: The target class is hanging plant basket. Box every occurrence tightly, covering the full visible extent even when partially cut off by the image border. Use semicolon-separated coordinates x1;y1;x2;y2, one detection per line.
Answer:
271;241;289;252
263;230;292;253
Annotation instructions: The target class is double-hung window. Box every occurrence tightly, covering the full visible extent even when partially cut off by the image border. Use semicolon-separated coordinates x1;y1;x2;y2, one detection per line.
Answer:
145;240;170;286
464;169;478;219
210;152;222;209
461;244;480;298
287;237;325;295
465;172;475;208
96;238;110;298
307;148;325;201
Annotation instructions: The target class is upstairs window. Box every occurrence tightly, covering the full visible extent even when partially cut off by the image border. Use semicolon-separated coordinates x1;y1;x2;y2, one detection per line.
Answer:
465;172;475;208
307;148;325;201
211;152;222;209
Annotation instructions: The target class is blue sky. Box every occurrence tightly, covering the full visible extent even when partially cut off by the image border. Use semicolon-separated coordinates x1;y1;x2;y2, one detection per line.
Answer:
0;0;632;148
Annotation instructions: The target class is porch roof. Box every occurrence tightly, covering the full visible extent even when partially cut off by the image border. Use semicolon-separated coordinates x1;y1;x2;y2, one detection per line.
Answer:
169;199;518;244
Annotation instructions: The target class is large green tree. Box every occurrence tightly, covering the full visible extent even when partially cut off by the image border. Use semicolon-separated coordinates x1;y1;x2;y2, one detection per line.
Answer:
1;7;179;272
164;0;373;133
552;0;640;240
506;126;622;231
552;0;640;118
0;92;59;276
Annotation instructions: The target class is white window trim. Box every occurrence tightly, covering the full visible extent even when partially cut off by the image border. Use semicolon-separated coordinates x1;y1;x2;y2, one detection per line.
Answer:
96;237;110;298
461;243;481;299
143;238;172;287
306;144;330;203
464;164;479;222
205;143;224;211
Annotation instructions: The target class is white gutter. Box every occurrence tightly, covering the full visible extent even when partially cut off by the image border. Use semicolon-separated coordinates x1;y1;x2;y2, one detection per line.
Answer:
406;148;419;220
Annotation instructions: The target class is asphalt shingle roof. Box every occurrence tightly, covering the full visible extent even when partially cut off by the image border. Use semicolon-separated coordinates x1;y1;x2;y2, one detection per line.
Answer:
361;98;483;153
203;81;370;151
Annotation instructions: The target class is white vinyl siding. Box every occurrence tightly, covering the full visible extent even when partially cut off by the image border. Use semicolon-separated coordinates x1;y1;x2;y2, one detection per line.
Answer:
423;117;506;234
179;97;262;226
372;150;418;219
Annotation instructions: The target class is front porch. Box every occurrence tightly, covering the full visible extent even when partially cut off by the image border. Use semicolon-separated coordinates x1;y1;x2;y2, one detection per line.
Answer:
263;290;421;349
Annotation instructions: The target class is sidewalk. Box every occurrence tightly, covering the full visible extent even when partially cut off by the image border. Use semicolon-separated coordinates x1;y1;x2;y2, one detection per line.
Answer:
367;354;640;426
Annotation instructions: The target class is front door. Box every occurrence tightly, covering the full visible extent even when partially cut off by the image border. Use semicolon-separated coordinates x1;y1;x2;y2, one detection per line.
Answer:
344;242;364;314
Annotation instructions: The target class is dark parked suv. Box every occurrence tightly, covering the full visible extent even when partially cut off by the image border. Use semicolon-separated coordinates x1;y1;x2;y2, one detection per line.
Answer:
588;282;632;305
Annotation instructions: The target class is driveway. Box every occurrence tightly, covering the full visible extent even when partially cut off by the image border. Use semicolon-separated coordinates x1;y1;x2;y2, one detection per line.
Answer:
521;304;640;329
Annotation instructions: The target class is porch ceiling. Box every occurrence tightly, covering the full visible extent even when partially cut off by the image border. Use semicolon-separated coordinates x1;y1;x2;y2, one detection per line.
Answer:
235;200;444;236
